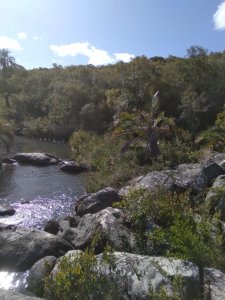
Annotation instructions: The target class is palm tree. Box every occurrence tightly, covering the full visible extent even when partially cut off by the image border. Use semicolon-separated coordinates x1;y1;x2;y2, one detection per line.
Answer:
0;48;21;108
0;48;16;70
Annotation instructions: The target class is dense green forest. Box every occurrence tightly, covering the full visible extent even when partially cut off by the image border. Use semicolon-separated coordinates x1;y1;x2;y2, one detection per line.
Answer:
0;45;225;141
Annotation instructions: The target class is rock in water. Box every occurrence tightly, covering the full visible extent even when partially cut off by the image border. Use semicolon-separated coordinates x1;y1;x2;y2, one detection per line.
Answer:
13;153;59;166
0;223;72;271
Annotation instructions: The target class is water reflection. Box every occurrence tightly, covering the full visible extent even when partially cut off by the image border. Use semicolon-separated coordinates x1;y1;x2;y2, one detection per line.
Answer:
0;271;28;290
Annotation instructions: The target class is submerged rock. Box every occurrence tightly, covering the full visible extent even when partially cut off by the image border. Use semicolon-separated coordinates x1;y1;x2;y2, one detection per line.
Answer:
75;187;120;217
2;157;17;164
13;153;59;166
0;205;15;216
0;223;72;271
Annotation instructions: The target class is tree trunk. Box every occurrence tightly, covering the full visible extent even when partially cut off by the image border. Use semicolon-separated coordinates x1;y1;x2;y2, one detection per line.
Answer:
147;130;160;158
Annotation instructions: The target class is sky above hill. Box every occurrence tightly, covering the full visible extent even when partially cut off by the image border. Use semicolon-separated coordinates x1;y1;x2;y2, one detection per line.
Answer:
0;0;225;69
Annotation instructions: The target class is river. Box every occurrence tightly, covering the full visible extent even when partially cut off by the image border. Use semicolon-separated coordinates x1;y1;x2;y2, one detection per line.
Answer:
0;136;85;229
0;136;85;292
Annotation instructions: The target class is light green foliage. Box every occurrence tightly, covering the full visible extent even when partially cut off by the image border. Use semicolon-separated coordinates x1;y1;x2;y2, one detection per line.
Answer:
44;239;121;300
119;188;224;268
196;110;225;151
70;130;148;192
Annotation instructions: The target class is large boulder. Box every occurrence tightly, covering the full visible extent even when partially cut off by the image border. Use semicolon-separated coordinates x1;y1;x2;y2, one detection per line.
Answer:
205;175;225;220
120;162;224;196
27;256;57;297
13;153;59;166
96;252;201;299
0;223;72;271
75;187;120;217
204;268;225;300
50;251;200;299
57;207;135;253
0;289;44;300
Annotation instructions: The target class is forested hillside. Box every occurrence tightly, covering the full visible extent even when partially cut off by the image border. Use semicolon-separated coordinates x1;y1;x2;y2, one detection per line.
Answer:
1;46;225;141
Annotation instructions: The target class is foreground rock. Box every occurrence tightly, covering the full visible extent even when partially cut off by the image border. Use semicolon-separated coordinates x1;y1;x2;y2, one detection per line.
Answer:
60;161;89;173
0;205;15;216
204;268;225;300
13;153;59;166
50;251;200;299
27;256;57;297
57;207;135;253
0;223;72;271
0;288;44;300
75;187;120;217
120;162;224;196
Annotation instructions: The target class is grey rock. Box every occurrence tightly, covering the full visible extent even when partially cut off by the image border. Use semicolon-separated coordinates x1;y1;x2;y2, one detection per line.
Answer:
57;207;135;253
0;288;44;299
75;187;120;217
60;161;89;173
0;205;15;216
27;256;57;297
205;175;225;220
0;223;72;271
2;157;17;164
44;220;59;235
204;268;225;300
51;251;200;300
120;162;224;196
13;153;58;166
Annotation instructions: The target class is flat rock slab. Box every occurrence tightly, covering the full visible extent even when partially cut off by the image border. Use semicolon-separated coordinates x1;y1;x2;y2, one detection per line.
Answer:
13;153;59;166
0;223;72;271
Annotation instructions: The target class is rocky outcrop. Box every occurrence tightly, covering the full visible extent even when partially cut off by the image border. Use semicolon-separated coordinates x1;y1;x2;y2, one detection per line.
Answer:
60;161;89;173
205;175;225;220
0;288;44;300
0;223;72;271
204;268;225;300
57;207;135;253
75;187;120;217
44;220;59;235
120;162;224;196
50;251;200;299
0;205;15;216
27;256;57;297
12;153;59;166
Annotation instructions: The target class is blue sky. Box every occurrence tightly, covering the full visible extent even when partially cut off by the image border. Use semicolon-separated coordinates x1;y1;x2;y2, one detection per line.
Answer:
0;0;225;69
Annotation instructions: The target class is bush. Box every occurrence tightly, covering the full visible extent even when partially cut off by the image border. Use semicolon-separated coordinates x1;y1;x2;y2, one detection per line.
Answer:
70;130;150;192
44;242;120;300
118;188;224;268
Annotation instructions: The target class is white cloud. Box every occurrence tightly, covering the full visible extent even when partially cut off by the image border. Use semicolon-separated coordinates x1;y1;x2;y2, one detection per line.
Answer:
50;42;134;66
0;36;23;50
17;32;27;39
213;1;225;30
114;52;135;63
34;36;42;41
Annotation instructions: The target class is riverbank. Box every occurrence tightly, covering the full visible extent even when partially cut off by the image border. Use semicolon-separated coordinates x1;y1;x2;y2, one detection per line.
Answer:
1;150;225;299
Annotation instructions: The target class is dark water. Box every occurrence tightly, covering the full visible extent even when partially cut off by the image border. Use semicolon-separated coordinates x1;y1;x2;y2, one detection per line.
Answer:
0;136;85;291
0;136;85;229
